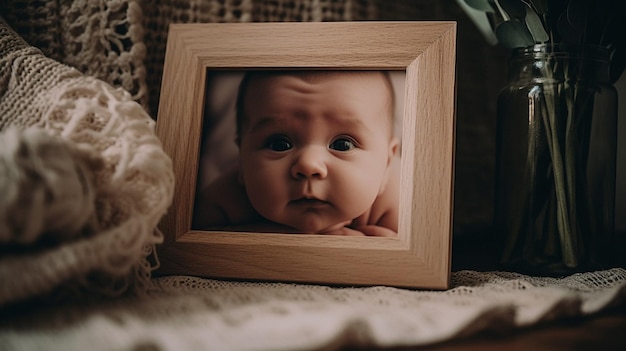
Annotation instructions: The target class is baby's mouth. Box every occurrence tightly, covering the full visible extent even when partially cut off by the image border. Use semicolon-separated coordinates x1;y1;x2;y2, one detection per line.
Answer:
290;197;331;208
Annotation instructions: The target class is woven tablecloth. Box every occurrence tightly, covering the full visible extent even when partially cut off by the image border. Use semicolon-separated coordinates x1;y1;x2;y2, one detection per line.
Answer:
2;269;626;350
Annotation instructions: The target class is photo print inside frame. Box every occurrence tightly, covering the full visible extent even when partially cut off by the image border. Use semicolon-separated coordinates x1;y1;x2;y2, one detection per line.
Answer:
193;70;406;237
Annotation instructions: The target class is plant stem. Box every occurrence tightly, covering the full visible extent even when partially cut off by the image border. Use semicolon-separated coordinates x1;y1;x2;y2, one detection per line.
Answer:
540;61;578;266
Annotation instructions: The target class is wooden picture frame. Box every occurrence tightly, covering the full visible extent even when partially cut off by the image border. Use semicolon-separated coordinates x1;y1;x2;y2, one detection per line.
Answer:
155;22;457;289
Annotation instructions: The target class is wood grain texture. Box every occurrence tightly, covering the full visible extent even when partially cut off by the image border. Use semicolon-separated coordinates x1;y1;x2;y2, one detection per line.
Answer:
155;21;457;289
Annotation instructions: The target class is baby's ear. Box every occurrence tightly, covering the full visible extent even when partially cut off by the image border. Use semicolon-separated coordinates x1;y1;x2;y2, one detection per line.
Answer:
379;138;400;195
387;137;400;164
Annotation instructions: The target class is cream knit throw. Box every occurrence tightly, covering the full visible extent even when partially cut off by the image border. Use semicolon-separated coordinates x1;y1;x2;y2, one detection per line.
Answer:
0;18;174;305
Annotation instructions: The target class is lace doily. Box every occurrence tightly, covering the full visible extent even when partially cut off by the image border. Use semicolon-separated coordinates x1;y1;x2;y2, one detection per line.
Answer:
2;269;625;350
0;0;148;111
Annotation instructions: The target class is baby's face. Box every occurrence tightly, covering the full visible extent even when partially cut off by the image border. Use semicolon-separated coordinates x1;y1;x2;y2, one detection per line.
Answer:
238;72;398;233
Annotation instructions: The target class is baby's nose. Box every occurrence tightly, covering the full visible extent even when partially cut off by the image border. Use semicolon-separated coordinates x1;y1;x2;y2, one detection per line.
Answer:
291;147;328;179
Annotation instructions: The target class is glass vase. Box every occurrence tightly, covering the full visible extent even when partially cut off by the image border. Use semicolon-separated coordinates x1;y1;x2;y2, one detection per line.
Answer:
495;44;618;275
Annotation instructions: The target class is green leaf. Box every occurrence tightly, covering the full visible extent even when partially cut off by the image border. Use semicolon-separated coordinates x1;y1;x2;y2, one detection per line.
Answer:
524;3;549;42
461;0;495;12
456;0;498;45
496;19;535;48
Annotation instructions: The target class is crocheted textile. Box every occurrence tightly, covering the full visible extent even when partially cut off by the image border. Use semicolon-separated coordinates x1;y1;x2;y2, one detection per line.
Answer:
0;0;418;117
0;19;174;305
0;127;100;245
2;269;625;350
1;0;147;110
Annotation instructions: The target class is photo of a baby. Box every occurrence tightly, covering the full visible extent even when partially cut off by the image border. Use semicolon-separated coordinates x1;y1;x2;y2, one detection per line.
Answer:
193;70;404;236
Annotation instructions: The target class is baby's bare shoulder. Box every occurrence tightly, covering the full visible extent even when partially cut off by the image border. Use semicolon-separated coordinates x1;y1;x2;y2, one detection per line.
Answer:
372;159;400;228
354;157;400;234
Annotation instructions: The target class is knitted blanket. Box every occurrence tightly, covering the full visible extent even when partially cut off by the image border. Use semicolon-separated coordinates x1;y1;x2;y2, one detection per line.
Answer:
0;18;174;305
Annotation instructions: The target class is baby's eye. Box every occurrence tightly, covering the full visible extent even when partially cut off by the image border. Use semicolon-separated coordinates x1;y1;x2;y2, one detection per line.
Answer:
265;135;293;152
329;137;356;152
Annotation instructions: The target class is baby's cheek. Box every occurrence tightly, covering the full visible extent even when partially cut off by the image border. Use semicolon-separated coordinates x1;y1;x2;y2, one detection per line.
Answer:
245;175;285;215
334;172;380;212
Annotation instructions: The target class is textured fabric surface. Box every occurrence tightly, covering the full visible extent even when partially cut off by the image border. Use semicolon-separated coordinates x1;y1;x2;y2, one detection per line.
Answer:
1;0;402;117
0;18;174;306
2;269;625;350
0;127;100;245
0;0;148;110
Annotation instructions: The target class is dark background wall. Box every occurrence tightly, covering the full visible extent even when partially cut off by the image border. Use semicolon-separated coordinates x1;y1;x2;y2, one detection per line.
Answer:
380;1;509;241
381;0;625;242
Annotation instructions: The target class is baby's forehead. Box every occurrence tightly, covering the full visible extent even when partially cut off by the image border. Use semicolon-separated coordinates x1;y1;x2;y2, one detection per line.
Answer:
237;70;396;137
249;71;389;88
245;71;395;116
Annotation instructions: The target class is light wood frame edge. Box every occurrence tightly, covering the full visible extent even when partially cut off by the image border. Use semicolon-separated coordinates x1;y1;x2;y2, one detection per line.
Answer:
155;21;457;289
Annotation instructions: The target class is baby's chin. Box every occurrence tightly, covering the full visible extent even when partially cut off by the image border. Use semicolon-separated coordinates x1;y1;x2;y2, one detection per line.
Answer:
286;219;352;234
258;207;353;234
